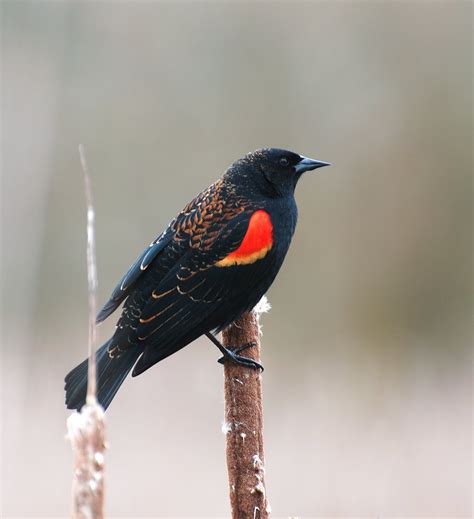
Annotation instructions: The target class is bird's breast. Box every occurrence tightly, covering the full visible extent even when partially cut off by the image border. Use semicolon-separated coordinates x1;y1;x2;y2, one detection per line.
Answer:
215;209;273;267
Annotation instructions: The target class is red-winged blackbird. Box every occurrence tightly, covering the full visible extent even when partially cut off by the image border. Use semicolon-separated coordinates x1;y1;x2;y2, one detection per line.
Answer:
65;148;329;410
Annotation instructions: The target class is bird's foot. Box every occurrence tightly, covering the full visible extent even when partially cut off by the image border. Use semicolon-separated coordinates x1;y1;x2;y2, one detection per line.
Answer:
217;342;264;371
204;332;263;371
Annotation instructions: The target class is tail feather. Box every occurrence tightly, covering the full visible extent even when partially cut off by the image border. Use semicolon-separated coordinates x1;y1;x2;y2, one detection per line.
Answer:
65;340;141;411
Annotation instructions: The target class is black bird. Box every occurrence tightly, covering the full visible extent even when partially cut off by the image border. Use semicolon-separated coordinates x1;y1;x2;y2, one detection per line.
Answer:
65;148;329;411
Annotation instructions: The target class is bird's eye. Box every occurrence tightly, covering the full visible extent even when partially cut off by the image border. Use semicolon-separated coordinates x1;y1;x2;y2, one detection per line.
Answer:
279;157;289;167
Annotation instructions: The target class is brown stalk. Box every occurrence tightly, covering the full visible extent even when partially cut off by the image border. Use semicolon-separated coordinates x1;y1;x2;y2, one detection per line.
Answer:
222;303;271;519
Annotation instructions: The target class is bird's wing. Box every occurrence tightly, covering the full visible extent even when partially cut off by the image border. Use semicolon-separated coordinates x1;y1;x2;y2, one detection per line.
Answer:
96;227;174;323
96;177;246;324
131;206;274;376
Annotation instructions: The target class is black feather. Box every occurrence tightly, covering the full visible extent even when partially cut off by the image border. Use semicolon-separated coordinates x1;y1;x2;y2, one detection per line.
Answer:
64;340;141;411
96;231;173;323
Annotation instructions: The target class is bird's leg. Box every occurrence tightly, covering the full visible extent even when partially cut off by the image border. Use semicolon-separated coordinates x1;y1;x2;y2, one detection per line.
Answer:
205;332;264;371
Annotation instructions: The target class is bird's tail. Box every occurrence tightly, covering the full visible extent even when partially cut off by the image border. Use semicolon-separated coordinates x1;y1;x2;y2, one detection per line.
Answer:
65;340;141;411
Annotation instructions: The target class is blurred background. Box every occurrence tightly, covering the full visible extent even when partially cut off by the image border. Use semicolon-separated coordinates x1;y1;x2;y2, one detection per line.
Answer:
1;1;472;517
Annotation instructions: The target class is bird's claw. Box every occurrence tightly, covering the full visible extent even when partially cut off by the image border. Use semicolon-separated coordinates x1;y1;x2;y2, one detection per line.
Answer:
217;341;264;371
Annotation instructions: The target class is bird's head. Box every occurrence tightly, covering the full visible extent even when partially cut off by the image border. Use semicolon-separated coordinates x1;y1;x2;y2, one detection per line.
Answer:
227;148;330;197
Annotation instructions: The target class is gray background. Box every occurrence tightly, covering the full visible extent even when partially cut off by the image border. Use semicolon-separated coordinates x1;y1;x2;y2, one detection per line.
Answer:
2;1;472;517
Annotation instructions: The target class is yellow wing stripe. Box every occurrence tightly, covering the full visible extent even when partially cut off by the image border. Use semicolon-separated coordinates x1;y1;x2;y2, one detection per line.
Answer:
215;244;272;267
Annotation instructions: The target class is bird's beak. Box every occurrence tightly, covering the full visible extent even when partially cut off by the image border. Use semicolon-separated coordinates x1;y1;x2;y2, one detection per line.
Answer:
294;155;331;174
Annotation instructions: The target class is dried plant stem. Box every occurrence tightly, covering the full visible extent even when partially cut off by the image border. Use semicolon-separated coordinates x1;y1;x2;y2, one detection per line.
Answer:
67;144;106;519
79;143;98;403
222;308;270;519
67;405;106;519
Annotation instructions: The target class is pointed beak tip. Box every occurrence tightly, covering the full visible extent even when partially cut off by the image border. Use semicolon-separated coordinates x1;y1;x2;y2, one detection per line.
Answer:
318;161;331;168
295;156;332;173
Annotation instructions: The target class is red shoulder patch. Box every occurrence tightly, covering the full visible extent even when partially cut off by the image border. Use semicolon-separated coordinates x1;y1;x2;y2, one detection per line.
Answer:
216;210;273;267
